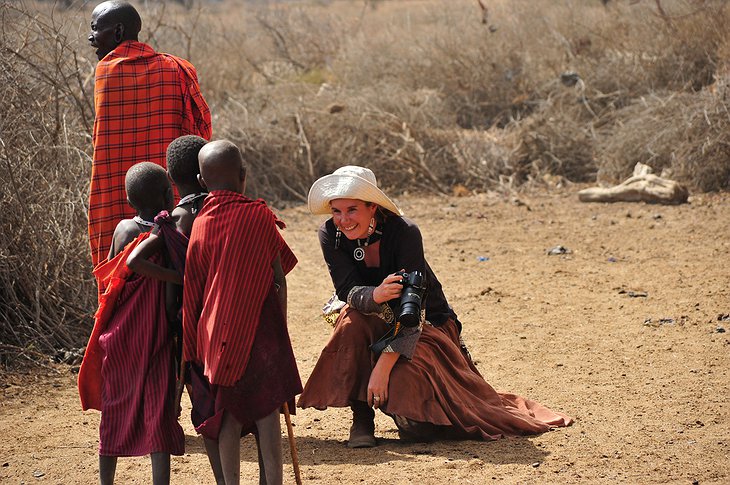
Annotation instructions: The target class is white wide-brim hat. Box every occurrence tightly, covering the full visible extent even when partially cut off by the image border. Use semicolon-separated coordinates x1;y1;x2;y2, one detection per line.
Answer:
307;165;404;216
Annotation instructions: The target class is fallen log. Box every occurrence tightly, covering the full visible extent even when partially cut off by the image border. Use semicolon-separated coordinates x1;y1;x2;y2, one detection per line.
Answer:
578;163;689;205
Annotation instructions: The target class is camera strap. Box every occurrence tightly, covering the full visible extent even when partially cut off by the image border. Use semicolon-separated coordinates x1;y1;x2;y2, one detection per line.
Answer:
369;322;401;355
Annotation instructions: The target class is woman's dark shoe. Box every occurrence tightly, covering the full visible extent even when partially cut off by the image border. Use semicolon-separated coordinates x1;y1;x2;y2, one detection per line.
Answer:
348;401;376;448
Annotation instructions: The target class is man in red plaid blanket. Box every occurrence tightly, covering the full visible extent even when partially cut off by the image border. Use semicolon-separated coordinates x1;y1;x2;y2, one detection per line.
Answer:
87;0;212;269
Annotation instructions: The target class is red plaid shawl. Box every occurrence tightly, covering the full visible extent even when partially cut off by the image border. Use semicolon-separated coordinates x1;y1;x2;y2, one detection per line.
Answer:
183;192;297;387
88;40;212;267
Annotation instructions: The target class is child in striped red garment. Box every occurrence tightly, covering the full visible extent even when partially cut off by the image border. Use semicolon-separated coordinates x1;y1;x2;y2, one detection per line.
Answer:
78;162;184;485
125;134;209;399
183;140;302;485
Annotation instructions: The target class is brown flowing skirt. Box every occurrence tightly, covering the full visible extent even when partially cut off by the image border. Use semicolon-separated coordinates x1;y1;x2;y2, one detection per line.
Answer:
298;306;572;441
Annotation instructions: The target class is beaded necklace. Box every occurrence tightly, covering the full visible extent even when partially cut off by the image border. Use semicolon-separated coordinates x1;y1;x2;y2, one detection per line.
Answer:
177;192;208;207
133;215;157;228
334;217;384;261
352;229;383;261
177;192;208;215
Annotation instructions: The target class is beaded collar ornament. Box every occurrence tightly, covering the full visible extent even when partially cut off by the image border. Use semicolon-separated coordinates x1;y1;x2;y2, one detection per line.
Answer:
133;215;157;228
177;192;208;206
177;192;208;215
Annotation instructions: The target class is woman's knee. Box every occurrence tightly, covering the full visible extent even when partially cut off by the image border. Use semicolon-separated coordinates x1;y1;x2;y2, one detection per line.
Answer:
334;309;385;341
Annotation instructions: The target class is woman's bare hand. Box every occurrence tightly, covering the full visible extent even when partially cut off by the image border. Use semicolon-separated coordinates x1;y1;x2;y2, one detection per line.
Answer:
367;352;399;409
372;271;404;304
367;367;387;408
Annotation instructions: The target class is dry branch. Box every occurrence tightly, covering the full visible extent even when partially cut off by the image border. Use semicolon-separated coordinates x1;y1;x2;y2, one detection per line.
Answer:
2;0;730;367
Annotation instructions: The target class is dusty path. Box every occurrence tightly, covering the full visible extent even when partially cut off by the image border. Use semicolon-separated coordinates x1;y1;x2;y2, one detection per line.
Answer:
2;191;729;484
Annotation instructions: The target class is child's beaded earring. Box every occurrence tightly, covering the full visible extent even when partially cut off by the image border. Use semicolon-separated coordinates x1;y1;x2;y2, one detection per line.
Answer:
335;227;342;249
367;217;375;236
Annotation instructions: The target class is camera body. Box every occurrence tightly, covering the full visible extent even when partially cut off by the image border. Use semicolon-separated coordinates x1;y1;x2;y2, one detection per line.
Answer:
395;270;426;327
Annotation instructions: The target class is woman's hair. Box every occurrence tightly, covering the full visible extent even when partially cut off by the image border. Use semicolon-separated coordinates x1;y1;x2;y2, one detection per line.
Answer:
376;206;397;220
363;201;397;221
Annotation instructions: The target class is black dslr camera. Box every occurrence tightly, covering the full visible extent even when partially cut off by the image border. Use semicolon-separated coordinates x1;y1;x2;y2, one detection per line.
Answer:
395;271;426;327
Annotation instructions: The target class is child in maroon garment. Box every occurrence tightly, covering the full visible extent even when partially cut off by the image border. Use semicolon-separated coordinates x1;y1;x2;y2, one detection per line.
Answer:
79;162;184;485
183;140;301;485
126;135;208;391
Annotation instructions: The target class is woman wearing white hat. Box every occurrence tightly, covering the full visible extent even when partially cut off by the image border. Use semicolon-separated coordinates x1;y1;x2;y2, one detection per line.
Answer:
298;166;572;447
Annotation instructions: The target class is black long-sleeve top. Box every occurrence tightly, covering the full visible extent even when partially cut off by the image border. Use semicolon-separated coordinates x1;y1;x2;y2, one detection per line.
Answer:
319;215;456;327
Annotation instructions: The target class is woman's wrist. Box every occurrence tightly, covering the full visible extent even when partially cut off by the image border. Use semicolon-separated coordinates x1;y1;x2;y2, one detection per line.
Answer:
372;285;387;304
374;351;399;375
347;286;380;313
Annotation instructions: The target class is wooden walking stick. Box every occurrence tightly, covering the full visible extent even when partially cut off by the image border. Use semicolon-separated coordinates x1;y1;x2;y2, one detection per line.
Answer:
282;402;302;485
175;356;187;411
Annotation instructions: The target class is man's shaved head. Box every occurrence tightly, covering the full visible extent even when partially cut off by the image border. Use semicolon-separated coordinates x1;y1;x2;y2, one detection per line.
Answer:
94;1;141;34
89;1;141;60
198;140;247;194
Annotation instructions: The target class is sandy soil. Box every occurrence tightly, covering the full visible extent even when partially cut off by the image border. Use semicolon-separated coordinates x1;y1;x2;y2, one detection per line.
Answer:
1;190;729;484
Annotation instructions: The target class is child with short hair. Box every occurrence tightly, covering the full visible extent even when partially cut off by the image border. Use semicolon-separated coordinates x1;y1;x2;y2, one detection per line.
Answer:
78;162;184;485
183;140;302;485
126;135;209;384
126;134;208;276
164;134;209;235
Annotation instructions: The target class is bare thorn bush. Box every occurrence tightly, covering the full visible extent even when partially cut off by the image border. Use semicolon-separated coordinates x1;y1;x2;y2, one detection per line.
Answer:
2;0;729;366
1;2;95;367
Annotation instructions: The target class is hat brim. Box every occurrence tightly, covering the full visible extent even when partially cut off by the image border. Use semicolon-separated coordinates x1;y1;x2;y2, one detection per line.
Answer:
307;173;403;216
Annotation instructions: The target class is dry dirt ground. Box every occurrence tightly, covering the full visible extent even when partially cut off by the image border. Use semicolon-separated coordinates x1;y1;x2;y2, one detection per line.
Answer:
1;190;729;484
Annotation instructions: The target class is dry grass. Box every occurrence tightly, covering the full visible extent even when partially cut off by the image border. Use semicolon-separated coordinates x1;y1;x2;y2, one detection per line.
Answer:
1;0;729;365
0;3;96;367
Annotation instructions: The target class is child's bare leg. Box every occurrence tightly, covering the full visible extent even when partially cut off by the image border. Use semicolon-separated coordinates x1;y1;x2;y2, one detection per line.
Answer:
99;455;117;485
254;434;267;485
150;452;170;485
203;437;226;485
256;409;282;485
218;410;243;485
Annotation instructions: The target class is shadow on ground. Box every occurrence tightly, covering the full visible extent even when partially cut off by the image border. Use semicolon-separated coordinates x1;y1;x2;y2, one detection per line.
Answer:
185;433;550;466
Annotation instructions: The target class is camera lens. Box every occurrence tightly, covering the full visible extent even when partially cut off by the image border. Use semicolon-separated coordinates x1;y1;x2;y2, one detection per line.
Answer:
397;271;425;327
399;302;420;326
